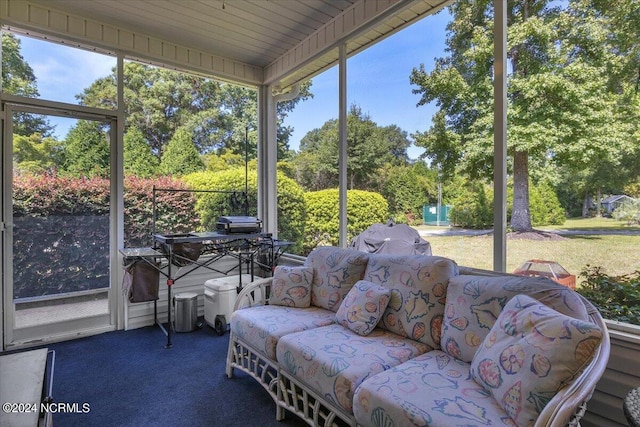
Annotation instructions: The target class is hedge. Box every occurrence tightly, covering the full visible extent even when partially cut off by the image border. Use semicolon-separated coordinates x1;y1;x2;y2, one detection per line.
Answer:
183;169;306;253
12;174;197;298
124;176;199;247
303;189;389;254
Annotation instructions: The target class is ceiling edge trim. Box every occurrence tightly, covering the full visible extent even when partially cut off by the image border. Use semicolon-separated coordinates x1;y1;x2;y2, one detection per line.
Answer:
0;0;263;87
264;0;424;86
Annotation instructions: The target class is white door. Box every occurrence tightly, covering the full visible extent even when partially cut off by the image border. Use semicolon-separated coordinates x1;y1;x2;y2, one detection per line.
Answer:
2;102;118;349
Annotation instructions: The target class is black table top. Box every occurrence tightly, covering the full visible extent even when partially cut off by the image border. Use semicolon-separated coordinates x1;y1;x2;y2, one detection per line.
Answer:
153;231;271;244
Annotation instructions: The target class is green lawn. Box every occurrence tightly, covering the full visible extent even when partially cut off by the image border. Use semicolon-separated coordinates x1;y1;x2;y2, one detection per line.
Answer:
419;218;640;283
543;216;640;231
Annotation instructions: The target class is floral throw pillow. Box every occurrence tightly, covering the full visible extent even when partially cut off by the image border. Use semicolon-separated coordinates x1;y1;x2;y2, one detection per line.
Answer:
335;280;390;336
268;266;314;308
470;294;602;427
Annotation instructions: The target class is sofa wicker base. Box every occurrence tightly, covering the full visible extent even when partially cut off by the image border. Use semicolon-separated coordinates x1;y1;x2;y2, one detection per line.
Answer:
226;332;279;402
277;371;355;427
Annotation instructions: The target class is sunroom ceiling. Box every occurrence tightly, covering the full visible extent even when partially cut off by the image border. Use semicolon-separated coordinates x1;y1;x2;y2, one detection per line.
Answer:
1;0;452;88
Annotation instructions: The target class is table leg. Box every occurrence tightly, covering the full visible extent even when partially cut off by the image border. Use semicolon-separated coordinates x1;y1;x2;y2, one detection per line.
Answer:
165;247;173;349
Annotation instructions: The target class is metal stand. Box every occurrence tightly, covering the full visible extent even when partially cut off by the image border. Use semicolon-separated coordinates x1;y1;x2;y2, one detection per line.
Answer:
121;231;291;348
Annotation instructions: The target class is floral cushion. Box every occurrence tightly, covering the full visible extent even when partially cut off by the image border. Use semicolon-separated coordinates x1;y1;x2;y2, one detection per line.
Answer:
363;254;459;348
354;350;512;427
441;275;590;363
335;280;390;336
304;246;369;312
269;266;314;308
470;294;602;427
276;324;430;414
230;305;336;359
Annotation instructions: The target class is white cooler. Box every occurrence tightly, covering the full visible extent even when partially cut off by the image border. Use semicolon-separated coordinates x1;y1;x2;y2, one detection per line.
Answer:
204;274;253;335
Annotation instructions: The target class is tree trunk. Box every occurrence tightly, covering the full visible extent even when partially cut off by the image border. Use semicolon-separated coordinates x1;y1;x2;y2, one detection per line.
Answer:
595;188;602;217
510;150;533;231
582;192;590;218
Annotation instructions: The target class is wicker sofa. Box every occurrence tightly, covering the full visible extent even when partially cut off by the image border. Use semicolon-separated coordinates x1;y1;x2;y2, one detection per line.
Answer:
225;246;610;427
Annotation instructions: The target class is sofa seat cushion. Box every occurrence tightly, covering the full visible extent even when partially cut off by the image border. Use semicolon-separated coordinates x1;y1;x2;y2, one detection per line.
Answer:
441;275;590;363
363;254;459;348
304;246;370;312
353;350;512;427
276;324;431;414
230;305;336;359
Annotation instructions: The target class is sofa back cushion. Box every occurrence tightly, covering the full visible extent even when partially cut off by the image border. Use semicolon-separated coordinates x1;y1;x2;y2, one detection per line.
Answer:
441;274;590;363
304;246;369;312
363;254;459;348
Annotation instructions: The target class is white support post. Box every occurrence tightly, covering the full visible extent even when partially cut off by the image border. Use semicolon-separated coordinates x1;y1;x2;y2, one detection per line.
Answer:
257;85;278;238
493;0;507;272
114;53;125;330
338;44;348;248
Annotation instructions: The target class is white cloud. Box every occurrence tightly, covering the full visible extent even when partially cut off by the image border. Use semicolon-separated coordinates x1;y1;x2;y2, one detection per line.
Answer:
18;35;115;104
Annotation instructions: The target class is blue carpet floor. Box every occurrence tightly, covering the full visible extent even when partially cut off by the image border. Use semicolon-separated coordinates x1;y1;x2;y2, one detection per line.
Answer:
39;323;308;427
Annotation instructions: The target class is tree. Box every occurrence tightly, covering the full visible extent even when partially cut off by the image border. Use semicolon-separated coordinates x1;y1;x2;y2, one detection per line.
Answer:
204;151;246;172
62;120;110;178
375;162;437;223
218;81;313;160
78;62;312;162
410;0;637;230
123;126;158;177
158;126;205;176
550;0;640;215
293;104;410;190
13;133;62;174
79;62;227;157
1;33;53;136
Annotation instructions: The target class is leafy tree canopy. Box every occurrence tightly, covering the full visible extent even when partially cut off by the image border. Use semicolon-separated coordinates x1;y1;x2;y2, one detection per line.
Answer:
410;0;640;229
293;104;411;190
1;33;53;136
124;126;159;178
158;126;205;177
61;120;110;178
77;62;312;163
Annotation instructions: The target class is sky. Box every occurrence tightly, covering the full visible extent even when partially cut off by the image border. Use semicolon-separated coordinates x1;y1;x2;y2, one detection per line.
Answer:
15;9;450;160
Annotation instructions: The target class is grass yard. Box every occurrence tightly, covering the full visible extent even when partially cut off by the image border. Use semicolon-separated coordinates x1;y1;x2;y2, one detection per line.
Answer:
419;217;640;284
427;234;640;280
544;217;640;231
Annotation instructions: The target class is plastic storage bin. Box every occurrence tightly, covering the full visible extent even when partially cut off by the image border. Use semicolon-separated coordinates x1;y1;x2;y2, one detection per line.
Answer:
173;292;198;332
204;274;253;335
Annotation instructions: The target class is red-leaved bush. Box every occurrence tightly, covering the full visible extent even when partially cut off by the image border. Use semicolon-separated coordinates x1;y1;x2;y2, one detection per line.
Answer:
12;174;198;298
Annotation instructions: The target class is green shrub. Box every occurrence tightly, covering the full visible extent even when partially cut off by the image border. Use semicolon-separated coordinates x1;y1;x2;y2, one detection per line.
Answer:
509;181;566;226
303;189;388;254
577;266;640;325
377;164;434;224
446;178;565;229
183;169;306;253
613;199;640;225
448;182;493;229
